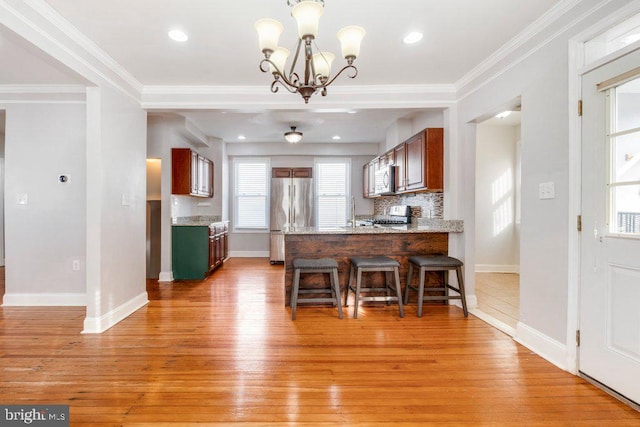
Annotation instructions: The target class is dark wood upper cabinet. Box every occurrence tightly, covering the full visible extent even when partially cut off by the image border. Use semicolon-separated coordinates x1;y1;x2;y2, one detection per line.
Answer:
272;167;312;178
172;148;214;198
366;128;443;197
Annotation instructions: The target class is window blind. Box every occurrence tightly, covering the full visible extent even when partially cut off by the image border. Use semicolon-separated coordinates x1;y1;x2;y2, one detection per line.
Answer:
316;160;350;229
234;159;269;229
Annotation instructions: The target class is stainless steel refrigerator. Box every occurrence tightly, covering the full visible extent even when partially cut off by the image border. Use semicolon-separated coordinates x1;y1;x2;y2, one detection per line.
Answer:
270;168;314;263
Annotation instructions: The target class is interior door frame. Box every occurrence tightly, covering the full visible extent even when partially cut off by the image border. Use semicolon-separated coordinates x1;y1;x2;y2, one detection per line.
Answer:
567;2;640;375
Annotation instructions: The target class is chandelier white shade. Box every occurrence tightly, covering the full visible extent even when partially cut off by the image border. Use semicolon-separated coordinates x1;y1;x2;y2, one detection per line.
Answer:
255;0;365;103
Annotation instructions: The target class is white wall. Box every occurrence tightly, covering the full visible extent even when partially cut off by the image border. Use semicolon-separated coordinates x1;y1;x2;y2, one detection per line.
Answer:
0;124;4;266
475;123;519;272
454;0;635;351
2;103;86;304
84;85;148;332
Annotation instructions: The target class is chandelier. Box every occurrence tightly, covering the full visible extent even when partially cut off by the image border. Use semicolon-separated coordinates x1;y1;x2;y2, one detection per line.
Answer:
255;0;365;104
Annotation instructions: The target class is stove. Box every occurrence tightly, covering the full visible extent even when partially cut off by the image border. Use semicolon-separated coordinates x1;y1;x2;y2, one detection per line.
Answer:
372;205;411;225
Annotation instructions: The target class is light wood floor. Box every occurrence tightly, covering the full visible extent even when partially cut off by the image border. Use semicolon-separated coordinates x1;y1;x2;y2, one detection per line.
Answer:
475;272;520;328
0;259;638;425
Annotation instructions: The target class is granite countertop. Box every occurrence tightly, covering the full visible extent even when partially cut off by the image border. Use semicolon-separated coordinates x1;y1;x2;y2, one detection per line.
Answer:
173;219;229;227
283;219;463;235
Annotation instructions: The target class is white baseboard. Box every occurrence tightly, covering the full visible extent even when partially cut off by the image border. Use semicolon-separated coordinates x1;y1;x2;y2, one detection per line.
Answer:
448;293;478;310
475;264;520;274
2;292;86;306
469;308;516;337
514;321;568;371
82;291;148;334
158;271;174;282
229;251;269;258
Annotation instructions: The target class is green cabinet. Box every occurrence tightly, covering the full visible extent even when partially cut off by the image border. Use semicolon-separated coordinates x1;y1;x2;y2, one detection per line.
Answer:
172;226;210;280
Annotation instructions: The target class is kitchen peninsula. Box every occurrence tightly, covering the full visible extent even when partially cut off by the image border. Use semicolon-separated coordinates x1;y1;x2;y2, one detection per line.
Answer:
283;219;463;305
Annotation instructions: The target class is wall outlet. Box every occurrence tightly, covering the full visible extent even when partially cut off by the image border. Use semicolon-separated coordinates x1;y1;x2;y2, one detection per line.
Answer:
539;182;555;200
72;260;81;271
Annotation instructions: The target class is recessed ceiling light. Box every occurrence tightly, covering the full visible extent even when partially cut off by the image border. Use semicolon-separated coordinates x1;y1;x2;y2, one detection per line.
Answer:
495;111;512;119
347;110;357;114
168;30;189;42
332;135;341;140
403;32;423;44
237;135;246;140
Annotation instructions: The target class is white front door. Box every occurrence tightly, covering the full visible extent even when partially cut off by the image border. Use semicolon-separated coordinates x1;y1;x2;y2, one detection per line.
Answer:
580;47;640;404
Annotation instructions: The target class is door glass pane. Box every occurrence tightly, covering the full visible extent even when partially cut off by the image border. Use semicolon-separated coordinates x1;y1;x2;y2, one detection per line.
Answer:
611;185;640;234
612;132;640;183
615;78;640;133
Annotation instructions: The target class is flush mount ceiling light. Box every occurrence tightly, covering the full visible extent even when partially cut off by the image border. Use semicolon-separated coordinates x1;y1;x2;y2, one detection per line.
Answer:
403;31;423;44
284;126;303;143
168;29;189;42
495;111;512;119
255;0;365;104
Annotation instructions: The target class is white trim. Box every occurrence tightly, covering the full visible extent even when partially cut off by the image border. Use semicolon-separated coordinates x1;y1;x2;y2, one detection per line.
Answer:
82;291;148;334
469;308;516;337
229;251;269;258
0;84;86;94
474;264;520;274
456;0;584;90
514;321;569;371
457;0;616;101
24;0;143;94
158;271;174;282
2;293;86;306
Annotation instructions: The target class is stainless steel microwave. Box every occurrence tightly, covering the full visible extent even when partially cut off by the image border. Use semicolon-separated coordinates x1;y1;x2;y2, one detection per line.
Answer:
374;165;395;195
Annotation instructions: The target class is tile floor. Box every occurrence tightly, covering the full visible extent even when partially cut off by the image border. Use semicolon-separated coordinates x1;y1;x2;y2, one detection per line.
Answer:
474;272;520;329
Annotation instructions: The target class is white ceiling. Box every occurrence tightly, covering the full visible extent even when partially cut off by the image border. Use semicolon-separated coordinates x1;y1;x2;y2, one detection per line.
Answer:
1;0;562;143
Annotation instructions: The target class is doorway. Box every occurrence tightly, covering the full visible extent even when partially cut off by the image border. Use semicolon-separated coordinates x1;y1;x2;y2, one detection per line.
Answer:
474;109;522;334
146;159;162;279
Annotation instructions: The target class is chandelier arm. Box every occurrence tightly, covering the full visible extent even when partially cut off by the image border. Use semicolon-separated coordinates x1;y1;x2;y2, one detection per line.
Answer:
321;64;359;88
271;79;298;94
288;38;303;82
259;58;302;91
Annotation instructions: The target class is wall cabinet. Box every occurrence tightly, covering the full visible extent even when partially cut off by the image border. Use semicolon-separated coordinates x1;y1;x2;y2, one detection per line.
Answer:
172;148;214;197
173;221;229;280
364;128;443;198
272;167;313;178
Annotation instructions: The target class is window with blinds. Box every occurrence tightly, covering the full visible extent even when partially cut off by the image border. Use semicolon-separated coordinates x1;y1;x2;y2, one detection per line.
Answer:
315;159;351;229
233;158;270;230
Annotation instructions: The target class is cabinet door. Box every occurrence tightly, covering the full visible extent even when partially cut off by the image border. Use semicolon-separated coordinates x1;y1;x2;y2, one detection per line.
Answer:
362;163;370;198
292;168;312;178
209;236;216;271
405;132;425;190
385;150;395;166
272;168;292;178
424;128;444;191
394;143;406;192
368;160;377;197
191;151;199;195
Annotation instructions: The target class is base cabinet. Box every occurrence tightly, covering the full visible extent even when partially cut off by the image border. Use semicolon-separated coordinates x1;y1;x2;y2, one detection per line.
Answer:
173;222;229;280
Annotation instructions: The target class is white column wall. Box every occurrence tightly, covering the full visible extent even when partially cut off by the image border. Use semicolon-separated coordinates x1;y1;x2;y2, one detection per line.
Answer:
2;103;87;305
84;85;148;332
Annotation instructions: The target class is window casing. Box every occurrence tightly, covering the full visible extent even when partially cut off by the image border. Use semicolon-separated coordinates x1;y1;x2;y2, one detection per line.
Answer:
315;158;351;229
606;77;640;236
233;158;270;231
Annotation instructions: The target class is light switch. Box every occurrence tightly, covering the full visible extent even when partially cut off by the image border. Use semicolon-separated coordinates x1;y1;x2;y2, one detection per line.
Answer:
16;193;28;205
539;182;555;200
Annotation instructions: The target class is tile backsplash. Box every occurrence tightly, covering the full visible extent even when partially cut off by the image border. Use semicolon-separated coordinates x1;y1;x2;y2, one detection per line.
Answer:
373;193;443;219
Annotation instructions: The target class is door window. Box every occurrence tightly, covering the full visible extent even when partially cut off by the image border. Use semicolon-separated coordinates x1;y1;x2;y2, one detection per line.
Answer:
607;77;640;235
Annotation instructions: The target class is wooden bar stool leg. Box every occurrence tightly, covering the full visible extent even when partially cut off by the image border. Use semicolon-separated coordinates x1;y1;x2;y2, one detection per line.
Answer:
444;270;450;305
393;267;404;318
404;262;414;305
345;263;354;307
456;266;468;317
417;267;426;318
353;267;363;319
331;267;343;319
291;268;301;320
384;271;392;305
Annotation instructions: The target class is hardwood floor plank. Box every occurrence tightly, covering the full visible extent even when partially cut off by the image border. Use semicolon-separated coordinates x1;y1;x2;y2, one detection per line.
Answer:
0;260;637;425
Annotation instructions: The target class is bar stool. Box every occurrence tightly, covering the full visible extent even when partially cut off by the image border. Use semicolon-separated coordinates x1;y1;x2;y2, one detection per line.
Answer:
290;258;343;320
344;256;404;319
404;255;468;317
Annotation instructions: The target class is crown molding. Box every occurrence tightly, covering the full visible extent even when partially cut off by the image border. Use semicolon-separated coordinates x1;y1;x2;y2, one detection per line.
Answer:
455;0;584;92
0;84;86;94
2;0;143;101
0;84;86;103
